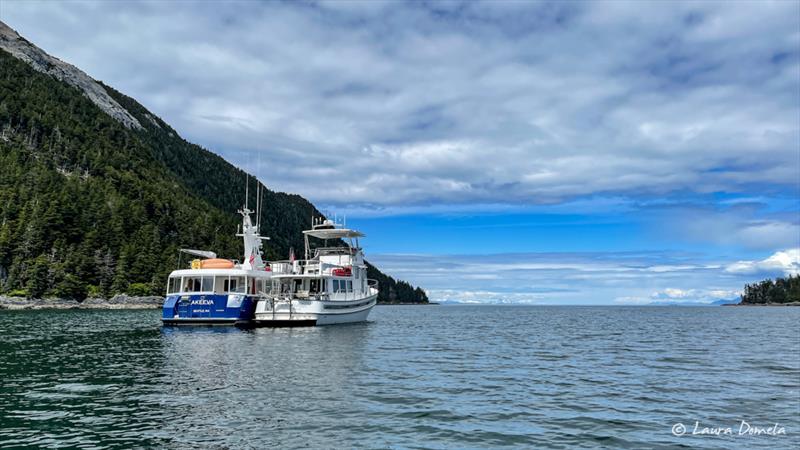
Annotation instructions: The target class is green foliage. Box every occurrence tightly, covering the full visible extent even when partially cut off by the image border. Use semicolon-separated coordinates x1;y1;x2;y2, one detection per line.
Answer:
86;284;102;298
740;275;800;304
52;273;87;300
25;256;50;299
367;262;429;304
126;282;154;297
0;49;426;303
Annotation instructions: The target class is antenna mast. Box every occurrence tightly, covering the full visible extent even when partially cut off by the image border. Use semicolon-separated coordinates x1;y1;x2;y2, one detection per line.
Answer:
256;182;262;230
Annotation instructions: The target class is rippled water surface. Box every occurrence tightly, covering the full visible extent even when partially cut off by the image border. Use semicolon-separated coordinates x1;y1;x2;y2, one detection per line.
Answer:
1;306;798;449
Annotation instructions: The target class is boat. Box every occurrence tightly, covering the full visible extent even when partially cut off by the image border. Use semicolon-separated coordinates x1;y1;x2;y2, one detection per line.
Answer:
161;201;271;326
253;217;378;326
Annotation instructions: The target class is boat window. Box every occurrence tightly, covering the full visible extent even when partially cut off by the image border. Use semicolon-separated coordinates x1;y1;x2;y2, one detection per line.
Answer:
201;276;214;292
225;276;245;293
332;280;340;293
347;280;353;292
167;277;181;294
183;277;201;292
214;276;228;293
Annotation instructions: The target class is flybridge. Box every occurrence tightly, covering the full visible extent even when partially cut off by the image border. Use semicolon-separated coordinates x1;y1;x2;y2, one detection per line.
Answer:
303;217;365;259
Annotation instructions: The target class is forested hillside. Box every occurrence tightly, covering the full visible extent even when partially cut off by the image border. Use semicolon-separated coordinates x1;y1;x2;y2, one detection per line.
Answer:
0;48;427;303
739;275;800;305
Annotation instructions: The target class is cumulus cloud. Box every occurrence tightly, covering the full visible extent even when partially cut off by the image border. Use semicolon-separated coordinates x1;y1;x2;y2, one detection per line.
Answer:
725;248;800;276
2;0;797;208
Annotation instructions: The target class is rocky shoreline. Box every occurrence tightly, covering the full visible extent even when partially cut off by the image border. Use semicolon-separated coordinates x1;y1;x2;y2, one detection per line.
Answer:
0;295;163;310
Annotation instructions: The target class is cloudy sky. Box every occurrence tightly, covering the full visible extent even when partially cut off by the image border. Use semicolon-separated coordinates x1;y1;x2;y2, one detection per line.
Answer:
2;0;798;304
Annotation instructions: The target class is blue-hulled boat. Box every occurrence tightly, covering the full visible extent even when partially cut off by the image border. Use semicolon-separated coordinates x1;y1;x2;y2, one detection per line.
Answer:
162;203;271;326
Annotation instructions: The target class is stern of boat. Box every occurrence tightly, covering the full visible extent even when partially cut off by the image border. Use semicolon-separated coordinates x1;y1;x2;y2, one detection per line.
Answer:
162;294;256;325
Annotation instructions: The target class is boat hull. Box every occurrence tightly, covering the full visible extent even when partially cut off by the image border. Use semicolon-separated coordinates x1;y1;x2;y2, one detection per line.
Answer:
253;295;376;327
161;294;257;326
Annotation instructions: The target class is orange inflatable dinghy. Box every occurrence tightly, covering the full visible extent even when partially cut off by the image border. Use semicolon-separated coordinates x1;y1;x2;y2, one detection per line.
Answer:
199;258;235;269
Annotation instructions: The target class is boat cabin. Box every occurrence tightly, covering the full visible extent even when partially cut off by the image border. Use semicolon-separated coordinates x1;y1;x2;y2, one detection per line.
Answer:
166;269;271;296
265;219;375;301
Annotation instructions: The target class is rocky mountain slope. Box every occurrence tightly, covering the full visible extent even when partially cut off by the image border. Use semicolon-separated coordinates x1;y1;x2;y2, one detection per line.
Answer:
0;20;427;304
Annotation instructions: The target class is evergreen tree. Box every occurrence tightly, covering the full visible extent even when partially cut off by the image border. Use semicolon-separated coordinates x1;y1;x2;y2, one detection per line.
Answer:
0;49;427;303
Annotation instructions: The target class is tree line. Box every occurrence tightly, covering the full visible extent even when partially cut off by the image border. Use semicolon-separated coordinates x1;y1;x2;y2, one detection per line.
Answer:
0;49;428;303
739;275;800;304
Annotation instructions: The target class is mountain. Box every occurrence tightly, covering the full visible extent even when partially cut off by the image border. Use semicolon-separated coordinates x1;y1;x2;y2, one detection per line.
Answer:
0;21;427;304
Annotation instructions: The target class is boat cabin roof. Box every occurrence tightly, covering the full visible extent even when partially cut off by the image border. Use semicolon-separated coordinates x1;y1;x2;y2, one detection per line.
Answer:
303;228;364;239
169;268;271;278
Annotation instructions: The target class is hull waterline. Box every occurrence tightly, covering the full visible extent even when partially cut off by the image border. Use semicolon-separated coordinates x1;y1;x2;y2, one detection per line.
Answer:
253;295;376;327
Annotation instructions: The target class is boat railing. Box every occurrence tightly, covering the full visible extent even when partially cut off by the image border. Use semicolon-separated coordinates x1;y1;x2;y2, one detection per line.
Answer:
270;260;317;275
261;291;331;302
270;261;293;274
270;259;362;277
368;279;378;288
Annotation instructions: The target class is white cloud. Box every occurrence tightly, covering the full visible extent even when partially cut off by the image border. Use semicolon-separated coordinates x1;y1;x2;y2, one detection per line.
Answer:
1;0;797;207
725;248;800;276
427;289;545;305
369;250;763;304
655;205;800;251
644;287;741;303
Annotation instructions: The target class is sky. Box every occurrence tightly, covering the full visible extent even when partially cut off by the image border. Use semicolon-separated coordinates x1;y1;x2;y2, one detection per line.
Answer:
1;0;798;304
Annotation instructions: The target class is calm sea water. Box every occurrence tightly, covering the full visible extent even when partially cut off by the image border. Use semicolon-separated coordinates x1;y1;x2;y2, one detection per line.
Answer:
0;306;798;449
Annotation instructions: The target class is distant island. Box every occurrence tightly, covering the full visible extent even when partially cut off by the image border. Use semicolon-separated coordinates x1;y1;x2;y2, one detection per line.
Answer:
736;275;800;305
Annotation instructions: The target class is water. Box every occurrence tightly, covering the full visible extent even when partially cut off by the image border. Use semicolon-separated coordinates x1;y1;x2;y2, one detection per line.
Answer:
0;306;798;449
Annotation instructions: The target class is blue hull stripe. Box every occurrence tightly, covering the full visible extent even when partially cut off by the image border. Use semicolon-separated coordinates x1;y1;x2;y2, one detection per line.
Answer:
162;294;256;324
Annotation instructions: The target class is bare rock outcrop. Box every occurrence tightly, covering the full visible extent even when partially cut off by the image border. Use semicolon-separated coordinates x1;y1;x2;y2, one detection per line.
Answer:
0;20;142;130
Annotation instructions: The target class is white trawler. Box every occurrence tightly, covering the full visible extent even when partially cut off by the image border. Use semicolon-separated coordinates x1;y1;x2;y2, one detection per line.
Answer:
253;217;378;326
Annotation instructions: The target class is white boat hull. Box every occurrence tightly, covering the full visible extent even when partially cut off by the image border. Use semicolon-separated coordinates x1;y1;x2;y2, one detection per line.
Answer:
253;294;377;326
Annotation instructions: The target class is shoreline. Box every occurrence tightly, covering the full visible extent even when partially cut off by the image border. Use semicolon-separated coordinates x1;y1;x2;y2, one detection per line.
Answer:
0;296;438;310
723;302;800;307
378;302;439;306
0;295;163;310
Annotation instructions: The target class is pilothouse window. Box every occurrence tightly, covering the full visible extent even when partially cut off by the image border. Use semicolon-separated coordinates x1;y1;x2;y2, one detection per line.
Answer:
168;277;181;294
183;277;200;292
182;276;213;292
225;277;245;293
332;279;353;293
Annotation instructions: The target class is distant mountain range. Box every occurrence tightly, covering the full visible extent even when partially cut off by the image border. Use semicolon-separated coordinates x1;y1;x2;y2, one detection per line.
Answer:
0;21;427;304
646;298;740;307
